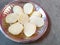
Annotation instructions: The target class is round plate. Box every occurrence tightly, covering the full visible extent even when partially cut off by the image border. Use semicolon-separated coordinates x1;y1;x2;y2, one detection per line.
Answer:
0;0;48;43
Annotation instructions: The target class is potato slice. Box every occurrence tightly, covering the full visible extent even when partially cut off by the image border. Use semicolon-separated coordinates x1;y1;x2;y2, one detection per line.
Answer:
8;22;23;35
24;23;36;37
13;6;23;14
6;13;19;23
31;11;42;17
30;15;44;27
23;3;34;14
18;14;29;25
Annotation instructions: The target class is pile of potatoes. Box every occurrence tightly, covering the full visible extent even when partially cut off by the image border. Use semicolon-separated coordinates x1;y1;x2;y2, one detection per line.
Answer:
5;3;44;37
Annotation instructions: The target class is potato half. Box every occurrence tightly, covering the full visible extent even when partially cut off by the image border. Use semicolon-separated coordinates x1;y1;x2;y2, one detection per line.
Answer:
13;5;23;14
31;11;42;17
30;15;44;27
18;14;29;25
6;13;19;23
23;3;34;15
8;22;23;35
24;23;36;37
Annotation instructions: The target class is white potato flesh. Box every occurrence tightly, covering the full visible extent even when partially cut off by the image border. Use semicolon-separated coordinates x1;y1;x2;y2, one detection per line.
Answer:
24;23;36;37
30;15;44;27
23;3;34;14
13;6;23;14
6;13;19;23
32;11;41;17
18;14;29;25
8;22;23;35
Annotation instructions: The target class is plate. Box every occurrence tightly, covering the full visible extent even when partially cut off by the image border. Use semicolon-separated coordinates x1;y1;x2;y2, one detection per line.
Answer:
0;0;48;43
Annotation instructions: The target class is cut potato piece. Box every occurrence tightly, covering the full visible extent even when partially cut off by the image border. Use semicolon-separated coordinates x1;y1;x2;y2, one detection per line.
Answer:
6;13;19;23
13;6;23;14
30;15;44;27
8;22;23;35
23;3;34;14
18;14;29;25
32;11;42;17
24;23;36;37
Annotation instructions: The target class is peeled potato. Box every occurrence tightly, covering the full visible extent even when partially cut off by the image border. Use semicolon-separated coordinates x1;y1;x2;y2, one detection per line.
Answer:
6;13;19;23
24;23;36;37
30;15;44;27
18;14;29;25
23;3;34;14
13;5;23;14
8;22;23;35
32;11;42;17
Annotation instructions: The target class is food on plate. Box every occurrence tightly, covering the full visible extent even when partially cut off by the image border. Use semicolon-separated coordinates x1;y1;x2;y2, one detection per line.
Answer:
31;11;42;17
23;3;34;15
30;15;44;27
8;22;23;35
13;5;23;14
18;13;29;25
5;2;44;37
5;13;19;23
24;23;36;37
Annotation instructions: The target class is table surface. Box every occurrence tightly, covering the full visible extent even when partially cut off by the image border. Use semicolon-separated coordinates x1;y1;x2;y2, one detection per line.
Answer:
0;0;60;45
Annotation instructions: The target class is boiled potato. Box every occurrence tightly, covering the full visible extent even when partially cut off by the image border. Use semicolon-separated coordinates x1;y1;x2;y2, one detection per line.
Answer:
30;15;44;27
31;11;42;17
24;23;36;37
8;22;23;35
6;13;19;23
18;14;29;25
13;5;23;14
23;3;34;15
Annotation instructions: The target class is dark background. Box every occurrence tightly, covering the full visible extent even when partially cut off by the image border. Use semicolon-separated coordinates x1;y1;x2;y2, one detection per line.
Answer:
0;0;60;45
